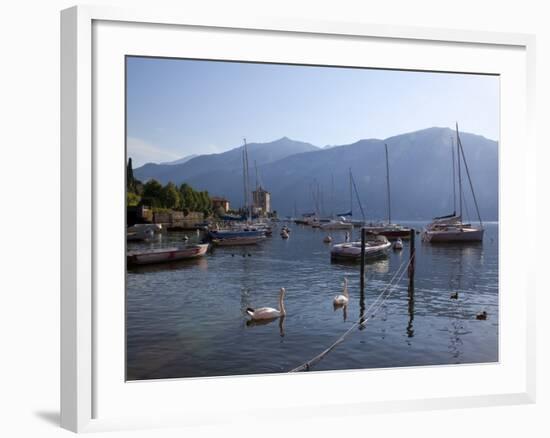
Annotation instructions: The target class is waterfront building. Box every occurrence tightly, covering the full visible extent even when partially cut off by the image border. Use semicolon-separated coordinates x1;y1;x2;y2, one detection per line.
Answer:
252;186;271;214
211;196;230;212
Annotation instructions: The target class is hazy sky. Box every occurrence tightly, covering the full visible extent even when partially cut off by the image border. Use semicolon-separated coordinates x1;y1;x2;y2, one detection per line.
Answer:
126;56;499;167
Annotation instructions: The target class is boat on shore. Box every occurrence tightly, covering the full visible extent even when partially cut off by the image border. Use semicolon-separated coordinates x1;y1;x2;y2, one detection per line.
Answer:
127;223;162;241
127;243;209;265
330;234;391;261
423;124;484;243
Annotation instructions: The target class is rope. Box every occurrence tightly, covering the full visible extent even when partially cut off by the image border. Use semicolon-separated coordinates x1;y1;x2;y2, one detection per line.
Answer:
288;255;414;372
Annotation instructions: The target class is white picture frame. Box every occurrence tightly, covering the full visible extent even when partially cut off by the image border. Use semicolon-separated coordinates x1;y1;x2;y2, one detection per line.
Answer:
60;5;536;433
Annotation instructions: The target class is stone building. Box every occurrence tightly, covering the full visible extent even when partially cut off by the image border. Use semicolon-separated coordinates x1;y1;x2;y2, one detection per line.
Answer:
252;186;271;214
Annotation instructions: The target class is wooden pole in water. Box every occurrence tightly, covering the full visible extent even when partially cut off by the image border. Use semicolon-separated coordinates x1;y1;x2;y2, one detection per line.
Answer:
360;227;366;292
408;228;416;290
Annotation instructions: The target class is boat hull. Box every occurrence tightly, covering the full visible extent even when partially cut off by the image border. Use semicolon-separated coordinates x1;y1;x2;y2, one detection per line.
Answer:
423;227;484;242
212;236;266;246
127;244;209;265
364;227;411;240
320;222;354;230
331;239;391;261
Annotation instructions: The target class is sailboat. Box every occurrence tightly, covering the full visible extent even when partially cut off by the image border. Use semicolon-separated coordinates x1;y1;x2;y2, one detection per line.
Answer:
363;143;411;240
322;169;364;230
423;124;484;243
209;138;266;246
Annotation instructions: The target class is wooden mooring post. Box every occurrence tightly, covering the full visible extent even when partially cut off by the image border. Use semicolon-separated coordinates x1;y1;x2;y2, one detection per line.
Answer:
360;227;366;292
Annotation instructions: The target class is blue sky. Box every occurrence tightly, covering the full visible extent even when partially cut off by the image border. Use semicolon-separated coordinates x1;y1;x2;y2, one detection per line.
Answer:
126;57;499;167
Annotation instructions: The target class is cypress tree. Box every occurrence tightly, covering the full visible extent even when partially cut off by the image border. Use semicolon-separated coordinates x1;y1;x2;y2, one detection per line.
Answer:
127;157;135;193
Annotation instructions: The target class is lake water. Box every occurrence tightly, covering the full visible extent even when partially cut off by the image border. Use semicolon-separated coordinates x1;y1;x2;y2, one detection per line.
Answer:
126;221;498;380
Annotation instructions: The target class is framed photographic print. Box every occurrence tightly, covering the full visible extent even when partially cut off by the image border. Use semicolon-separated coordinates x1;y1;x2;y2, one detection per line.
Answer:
61;5;536;433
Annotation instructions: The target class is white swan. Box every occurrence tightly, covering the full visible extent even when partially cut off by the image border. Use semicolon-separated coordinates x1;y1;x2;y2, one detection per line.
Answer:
246;288;286;320
333;278;349;306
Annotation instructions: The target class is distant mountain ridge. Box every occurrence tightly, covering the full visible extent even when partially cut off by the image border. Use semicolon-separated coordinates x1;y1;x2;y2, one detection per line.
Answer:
161;154;198;165
135;137;319;185
133;127;498;220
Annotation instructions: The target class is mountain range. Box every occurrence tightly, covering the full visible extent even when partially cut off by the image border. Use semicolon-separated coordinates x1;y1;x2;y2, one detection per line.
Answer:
133;128;498;220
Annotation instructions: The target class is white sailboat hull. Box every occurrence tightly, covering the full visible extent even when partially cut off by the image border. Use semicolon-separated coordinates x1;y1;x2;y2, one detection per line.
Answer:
423;226;484;242
320;221;353;230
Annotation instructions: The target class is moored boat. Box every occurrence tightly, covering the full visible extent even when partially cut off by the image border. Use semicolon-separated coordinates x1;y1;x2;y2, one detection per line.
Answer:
127;223;162;241
363;223;411;240
330;235;391;261
423;123;484;243
364;144;411;240
320;219;354;230
393;238;403;250
423;219;484;242
209;229;266;246
127;243;209;265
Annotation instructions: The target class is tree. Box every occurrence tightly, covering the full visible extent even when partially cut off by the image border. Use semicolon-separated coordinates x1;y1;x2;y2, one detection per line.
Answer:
161;182;181;209
126;192;140;207
127;157;135;193
142;179;163;206
179;183;194;211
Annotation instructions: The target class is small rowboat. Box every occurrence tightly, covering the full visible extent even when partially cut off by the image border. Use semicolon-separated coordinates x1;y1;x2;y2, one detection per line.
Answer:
331;235;391;261
127;243;209;265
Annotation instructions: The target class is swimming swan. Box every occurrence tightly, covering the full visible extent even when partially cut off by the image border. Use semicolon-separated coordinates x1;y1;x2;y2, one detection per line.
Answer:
333;278;349;306
246;288;286;320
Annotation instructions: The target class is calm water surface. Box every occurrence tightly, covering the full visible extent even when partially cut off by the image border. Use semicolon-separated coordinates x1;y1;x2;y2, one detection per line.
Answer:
126;222;498;380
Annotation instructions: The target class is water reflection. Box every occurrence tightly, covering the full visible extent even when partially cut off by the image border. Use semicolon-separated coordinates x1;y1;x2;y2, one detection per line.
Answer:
331;257;390;274
407;282;415;339
359;279;366;330
333;303;348;321
246;315;285;337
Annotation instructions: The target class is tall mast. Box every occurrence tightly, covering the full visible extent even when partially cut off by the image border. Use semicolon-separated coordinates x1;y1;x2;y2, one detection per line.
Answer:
317;181;321;217
350;172;366;222
456;124;483;227
331;173;335;218
243;138;252;221
451;136;456;215
254;160;259;191
384;143;392;225
242;142;247;215
349;168;353;216
456;126;463;219
320;184;325;217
